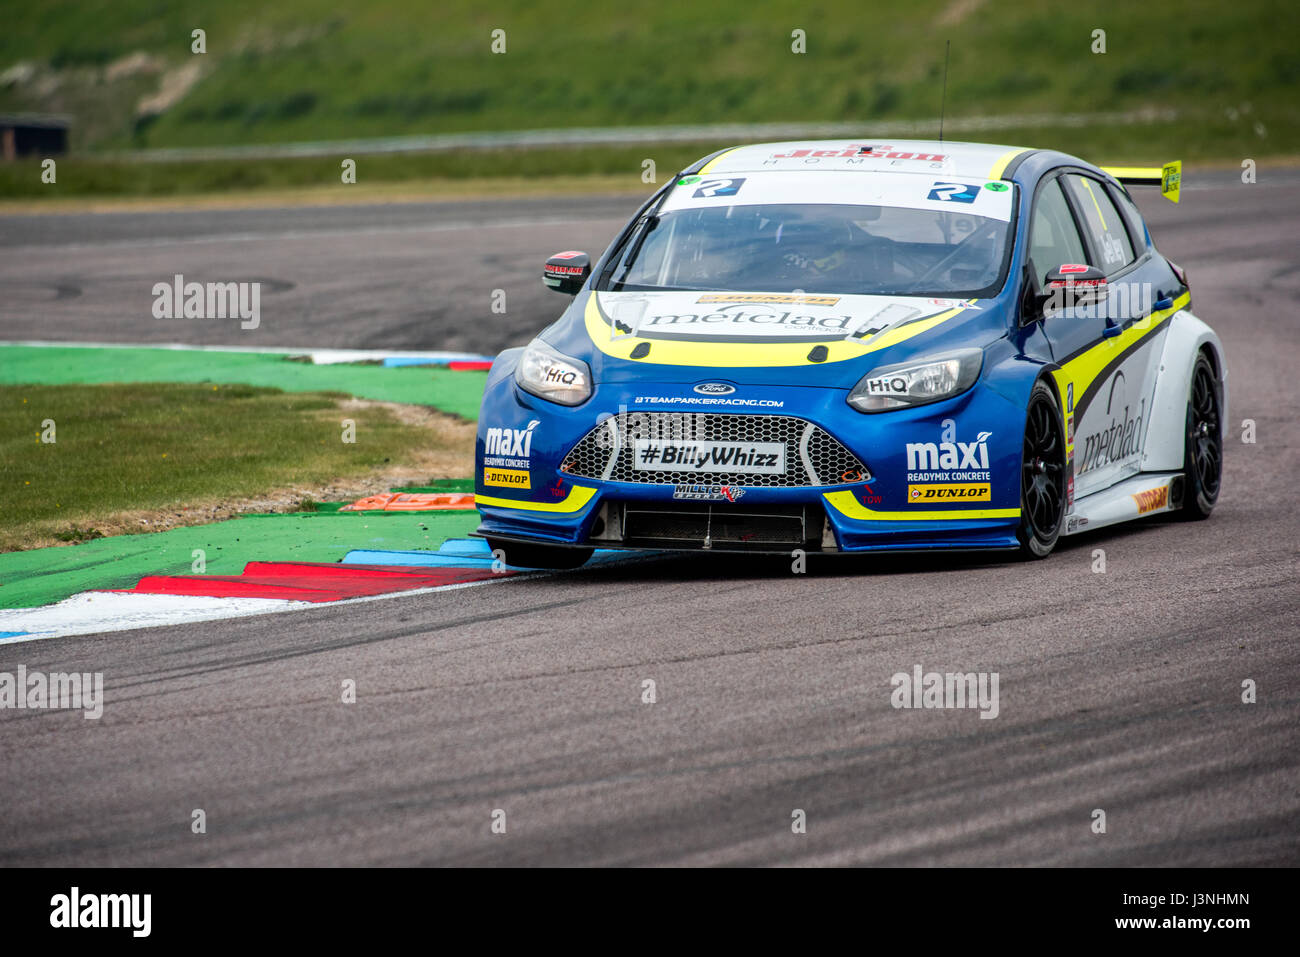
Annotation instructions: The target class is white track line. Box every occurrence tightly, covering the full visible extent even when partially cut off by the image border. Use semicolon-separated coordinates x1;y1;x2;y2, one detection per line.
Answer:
0;592;314;643
0;570;550;645
0;550;665;644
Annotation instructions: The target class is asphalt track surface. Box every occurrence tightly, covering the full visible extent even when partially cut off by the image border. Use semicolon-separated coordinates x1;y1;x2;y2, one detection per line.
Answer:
1;169;1298;866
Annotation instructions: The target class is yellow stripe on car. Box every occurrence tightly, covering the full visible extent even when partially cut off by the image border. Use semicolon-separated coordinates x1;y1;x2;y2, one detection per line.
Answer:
1058;292;1189;396
583;296;970;367
699;148;742;174
823;490;1020;521
475;485;598;513
1100;166;1162;183
825;293;1187;525
1076;176;1110;230
987;148;1029;180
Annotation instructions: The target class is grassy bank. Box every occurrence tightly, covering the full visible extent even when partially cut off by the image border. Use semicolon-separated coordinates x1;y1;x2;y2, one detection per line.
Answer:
0;383;469;551
0;345;489;420
0;0;1295;202
3;1;1295;150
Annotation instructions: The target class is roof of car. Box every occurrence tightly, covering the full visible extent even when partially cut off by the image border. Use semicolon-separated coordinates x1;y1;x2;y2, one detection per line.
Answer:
696;139;1036;182
661;168;1017;221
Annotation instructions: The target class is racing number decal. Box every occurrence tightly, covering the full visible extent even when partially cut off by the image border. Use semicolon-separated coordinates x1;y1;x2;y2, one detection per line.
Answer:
693;177;746;198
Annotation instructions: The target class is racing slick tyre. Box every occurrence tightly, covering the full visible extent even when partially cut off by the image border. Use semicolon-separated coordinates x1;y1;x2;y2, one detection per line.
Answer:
1179;352;1223;520
1016;380;1067;559
485;538;594;570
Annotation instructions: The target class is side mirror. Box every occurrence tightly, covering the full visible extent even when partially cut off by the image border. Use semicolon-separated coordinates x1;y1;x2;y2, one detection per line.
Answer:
543;250;591;295
1044;263;1108;309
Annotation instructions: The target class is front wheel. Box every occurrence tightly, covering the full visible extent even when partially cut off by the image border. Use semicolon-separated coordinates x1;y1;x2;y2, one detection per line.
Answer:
1016;381;1067;559
1179;352;1223;519
485;538;593;570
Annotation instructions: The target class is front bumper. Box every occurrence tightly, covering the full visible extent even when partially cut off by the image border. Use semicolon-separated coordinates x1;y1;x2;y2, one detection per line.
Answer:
474;376;1025;554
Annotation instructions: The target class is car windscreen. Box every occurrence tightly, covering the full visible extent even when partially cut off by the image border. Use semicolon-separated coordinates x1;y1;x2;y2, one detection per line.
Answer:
600;202;1014;298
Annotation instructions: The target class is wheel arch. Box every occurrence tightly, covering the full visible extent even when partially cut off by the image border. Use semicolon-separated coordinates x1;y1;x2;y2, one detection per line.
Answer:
1142;310;1228;473
483;346;524;385
980;341;1071;454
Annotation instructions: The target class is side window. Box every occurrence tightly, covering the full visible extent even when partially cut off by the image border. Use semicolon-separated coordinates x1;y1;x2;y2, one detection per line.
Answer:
1106;183;1149;255
1028;178;1088;285
1063;173;1135;274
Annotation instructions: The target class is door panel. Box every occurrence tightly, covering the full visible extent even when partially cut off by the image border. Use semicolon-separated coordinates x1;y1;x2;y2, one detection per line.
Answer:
1059;173;1166;495
1068;325;1169;498
1032;177;1102;363
1029;171;1166;499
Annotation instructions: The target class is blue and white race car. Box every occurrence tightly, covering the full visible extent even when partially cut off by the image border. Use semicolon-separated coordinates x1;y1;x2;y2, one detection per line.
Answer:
473;140;1226;567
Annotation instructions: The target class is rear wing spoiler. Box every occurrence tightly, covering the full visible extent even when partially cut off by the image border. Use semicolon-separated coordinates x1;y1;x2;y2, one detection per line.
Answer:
1100;160;1182;203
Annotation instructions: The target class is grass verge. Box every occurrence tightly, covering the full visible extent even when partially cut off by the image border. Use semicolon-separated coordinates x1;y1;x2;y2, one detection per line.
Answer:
0;507;483;610
2;0;1295;153
0;346;489;421
0;383;473;552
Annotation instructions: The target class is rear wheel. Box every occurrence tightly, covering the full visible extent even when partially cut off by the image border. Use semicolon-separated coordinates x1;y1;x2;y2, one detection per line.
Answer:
1180;352;1223;519
485;538;593;570
1016;381;1067;559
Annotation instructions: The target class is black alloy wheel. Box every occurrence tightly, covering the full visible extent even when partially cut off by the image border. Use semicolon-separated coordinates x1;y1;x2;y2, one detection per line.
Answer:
1181;352;1223;519
1017;382;1067;559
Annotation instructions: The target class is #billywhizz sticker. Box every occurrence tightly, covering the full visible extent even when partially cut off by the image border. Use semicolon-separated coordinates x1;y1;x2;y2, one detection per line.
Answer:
633;439;786;474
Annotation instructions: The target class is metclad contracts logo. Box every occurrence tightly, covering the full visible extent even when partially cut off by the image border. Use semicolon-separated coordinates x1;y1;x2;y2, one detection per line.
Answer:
1078;385;1147;474
641;302;854;332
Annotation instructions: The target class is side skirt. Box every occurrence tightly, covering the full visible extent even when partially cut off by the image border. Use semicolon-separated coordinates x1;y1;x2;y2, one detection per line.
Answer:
1062;471;1183;536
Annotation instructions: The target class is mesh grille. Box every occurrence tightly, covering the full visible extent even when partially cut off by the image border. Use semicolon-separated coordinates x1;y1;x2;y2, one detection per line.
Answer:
560;412;868;488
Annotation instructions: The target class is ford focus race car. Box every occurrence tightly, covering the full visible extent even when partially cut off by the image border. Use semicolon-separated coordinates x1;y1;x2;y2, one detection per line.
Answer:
474;140;1226;568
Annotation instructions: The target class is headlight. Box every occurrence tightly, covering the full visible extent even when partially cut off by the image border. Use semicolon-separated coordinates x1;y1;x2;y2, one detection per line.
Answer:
515;340;593;406
847;348;983;413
